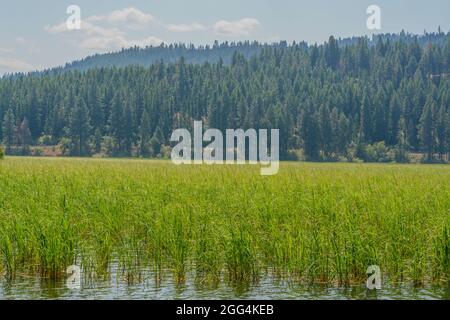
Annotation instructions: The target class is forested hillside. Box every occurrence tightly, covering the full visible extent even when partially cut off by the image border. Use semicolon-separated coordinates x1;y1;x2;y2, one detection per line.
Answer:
60;41;267;72
50;30;449;73
1;32;449;162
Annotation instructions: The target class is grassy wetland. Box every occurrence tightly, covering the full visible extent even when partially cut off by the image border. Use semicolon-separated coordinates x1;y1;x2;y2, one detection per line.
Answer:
0;157;449;298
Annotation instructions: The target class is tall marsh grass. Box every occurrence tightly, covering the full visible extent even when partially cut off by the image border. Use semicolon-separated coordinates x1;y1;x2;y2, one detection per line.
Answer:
0;157;448;287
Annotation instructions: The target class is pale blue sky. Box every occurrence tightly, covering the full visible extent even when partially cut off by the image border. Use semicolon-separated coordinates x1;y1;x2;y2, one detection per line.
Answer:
0;0;448;74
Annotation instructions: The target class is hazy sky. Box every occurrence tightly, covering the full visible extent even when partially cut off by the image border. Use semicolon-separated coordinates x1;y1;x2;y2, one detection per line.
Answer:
0;0;449;74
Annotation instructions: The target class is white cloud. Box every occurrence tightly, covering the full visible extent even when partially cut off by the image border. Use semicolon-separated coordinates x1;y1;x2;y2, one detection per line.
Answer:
45;17;162;51
167;22;206;33
0;56;35;72
213;18;261;36
126;36;164;48
45;9;262;52
44;23;67;34
166;18;261;36
86;7;154;26
0;48;14;54
80;35;163;50
45;21;125;38
15;37;26;45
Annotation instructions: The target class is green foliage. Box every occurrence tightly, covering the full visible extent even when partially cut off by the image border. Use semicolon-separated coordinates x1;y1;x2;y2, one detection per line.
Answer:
150;136;162;157
0;32;448;162
92;129;103;154
59;137;71;156
139;109;152;157
0;158;448;285
38;135;54;146
394;146;411;163
0;146;4;159
2;109;15;153
68;97;92;156
356;142;397;163
32;147;43;157
101;136;116;157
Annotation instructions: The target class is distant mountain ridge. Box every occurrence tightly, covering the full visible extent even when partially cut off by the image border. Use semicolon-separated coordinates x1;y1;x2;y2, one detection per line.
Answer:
35;30;449;74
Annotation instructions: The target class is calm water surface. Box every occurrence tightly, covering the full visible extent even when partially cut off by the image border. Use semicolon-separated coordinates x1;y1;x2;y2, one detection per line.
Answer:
1;269;448;300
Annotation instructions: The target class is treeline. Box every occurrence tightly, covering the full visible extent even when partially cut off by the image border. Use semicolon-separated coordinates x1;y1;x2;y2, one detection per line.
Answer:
52;30;449;73
57;41;269;73
0;32;449;162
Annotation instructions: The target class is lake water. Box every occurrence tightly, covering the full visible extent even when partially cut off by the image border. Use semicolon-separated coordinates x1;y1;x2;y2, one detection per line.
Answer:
1;270;448;300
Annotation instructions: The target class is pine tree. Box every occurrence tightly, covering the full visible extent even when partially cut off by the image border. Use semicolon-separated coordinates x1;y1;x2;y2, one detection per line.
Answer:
2;109;15;153
150;134;162;157
301;107;320;161
337;113;350;155
329;107;340;157
359;101;371;143
446;109;450;161
92;93;106;134
109;92;125;154
395;117;410;163
139;109;152;157
388;94;402;145
93;128;103;154
418;101;435;161
436;104;447;160
18;117;32;146
68;97;92;156
319;105;332;159
325;36;340;69
123;101;135;156
310;44;319;68
357;38;370;70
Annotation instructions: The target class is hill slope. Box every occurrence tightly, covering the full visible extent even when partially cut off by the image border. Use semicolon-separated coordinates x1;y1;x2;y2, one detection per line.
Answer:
0;32;449;163
48;31;449;73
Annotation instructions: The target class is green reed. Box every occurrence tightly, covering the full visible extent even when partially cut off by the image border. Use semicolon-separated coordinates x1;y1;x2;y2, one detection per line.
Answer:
0;157;448;287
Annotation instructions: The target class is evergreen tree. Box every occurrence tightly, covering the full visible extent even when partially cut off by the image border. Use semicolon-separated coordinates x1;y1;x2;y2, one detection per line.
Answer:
446;109;450;161
150;135;162;157
418;101;435;161
93;128;103;154
123;101;135;156
395;117;410;163
301;107;320;161
436;104;447;160
2;109;15;153
18;117;32;146
325;36;340;69
337;113;350;155
359;102;371;143
388;94;402;145
356;37;370;70
68;97;92;156
319;105;333;159
109;92;125;154
139;109;152;157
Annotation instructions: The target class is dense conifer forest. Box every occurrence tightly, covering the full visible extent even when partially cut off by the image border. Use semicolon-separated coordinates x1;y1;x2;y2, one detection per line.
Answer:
1;31;449;162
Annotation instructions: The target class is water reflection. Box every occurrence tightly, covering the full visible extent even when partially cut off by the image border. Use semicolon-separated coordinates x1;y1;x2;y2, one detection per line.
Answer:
0;270;448;300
